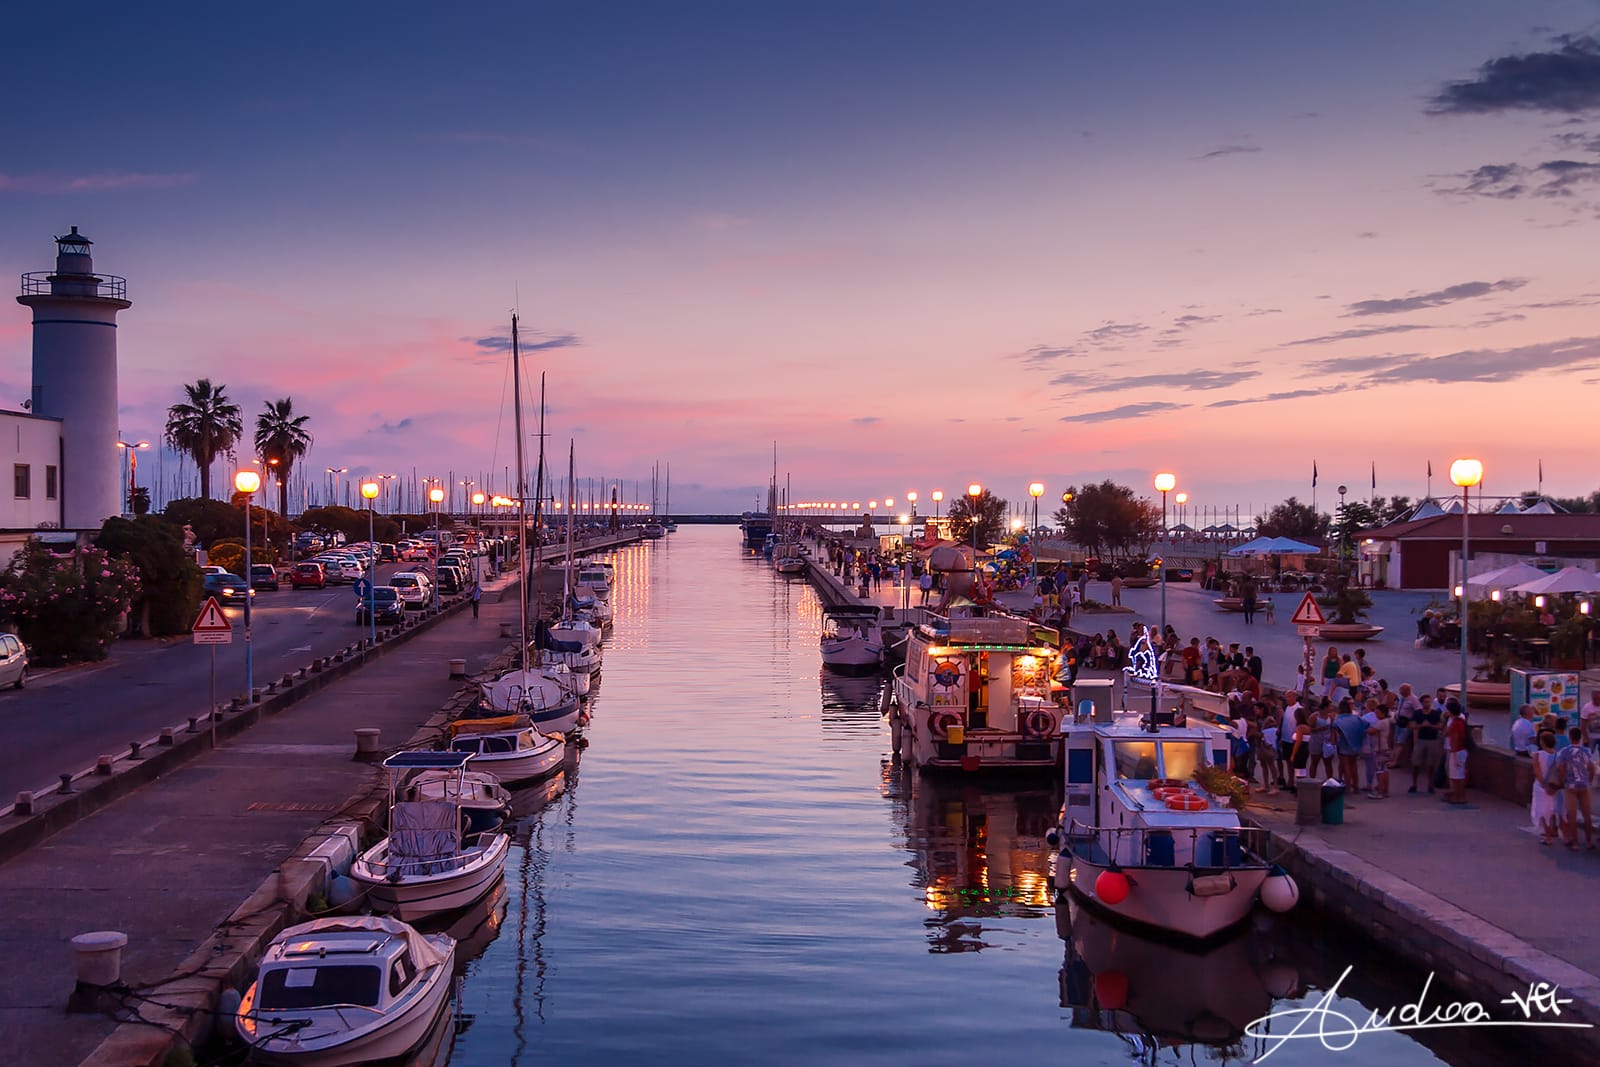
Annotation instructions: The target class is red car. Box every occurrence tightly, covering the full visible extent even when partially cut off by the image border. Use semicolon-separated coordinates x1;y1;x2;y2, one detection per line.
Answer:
290;562;326;590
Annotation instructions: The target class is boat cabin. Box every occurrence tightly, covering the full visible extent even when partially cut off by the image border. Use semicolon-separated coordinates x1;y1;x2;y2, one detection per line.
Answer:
901;609;1060;734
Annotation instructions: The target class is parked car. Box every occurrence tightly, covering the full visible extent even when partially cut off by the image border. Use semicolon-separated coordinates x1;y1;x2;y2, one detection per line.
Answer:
390;572;431;609
200;564;228;577
290;562;327;590
378;543;398;563
204;573;254;601
355;586;405;626
315;556;364;584
250;564;280;591
0;633;27;689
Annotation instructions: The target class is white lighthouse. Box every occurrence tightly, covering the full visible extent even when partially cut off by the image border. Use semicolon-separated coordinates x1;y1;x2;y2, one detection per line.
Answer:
16;227;129;532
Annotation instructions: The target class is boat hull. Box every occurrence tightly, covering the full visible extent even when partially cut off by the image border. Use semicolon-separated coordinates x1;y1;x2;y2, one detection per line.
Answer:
1059;848;1267;942
351;835;510;922
461;735;565;786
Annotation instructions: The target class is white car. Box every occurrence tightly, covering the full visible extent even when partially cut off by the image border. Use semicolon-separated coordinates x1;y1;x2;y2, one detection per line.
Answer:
314;556;365;584
0;633;27;688
390;571;432;609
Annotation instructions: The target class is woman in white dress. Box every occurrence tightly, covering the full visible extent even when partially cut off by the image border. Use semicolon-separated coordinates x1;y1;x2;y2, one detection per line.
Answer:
1532;731;1563;846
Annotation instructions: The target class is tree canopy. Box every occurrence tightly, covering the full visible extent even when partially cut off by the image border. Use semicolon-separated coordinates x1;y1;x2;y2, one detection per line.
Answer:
165;379;242;500
96;516;203;636
1058;480;1161;558
255;398;313;518
1256;497;1330;541
944;489;1009;548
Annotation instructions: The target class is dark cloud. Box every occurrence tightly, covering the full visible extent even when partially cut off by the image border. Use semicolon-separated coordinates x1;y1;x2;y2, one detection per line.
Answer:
379;417;414;433
1440;158;1600;200
1357;231;1379;239
1305;338;1600;385
1060;401;1188;424
1518;292;1600;309
1553;130;1600;154
1171;313;1220;329
1061;369;1259;393
1017;344;1083;365
467;331;581;355
1300;354;1421;376
851;416;881;425
1285;323;1433;346
1207;385;1351;409
1244;307;1283;317
1198;144;1261;160
1343;278;1527;316
1084;321;1149;346
1430;35;1600;115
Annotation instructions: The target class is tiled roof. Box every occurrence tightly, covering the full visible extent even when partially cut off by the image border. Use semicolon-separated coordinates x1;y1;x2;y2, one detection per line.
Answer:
1364;513;1600;542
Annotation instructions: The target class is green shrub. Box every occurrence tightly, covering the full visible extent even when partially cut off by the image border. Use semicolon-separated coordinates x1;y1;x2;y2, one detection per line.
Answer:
0;541;140;664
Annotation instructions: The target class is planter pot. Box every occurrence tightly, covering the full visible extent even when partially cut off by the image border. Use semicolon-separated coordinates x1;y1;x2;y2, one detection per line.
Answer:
1316;623;1385;642
1213;598;1246;612
1121;578;1157;589
1443;680;1511;711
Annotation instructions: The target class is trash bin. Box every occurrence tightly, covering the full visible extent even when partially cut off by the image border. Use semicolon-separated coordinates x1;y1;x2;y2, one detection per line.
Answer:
1320;781;1346;825
1295;778;1322;826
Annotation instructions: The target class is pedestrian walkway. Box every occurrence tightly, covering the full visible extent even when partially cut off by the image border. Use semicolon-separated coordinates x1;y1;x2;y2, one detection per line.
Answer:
0;580;525;1065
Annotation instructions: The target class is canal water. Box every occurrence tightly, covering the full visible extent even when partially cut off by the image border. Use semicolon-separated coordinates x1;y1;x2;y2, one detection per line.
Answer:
440;525;1525;1067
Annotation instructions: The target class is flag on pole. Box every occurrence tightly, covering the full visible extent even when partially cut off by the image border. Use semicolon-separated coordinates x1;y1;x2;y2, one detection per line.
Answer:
1427;460;1432;477
1312;461;1318;488
1371;461;1376;491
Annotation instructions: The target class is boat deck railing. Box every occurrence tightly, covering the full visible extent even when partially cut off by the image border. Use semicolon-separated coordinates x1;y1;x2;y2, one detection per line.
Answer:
1065;818;1271;871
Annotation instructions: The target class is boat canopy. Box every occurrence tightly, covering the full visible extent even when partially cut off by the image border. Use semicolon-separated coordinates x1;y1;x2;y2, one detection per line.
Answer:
450;714;533;738
384;750;476;770
275;915;449;970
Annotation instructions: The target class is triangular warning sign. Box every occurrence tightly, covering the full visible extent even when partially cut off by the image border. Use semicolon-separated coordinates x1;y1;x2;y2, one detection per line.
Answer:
1289;591;1326;627
192;596;232;633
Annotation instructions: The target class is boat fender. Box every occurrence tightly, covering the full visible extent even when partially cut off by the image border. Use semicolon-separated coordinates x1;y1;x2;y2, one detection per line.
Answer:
879;686;894;718
928;710;961;737
328;873;359;908
217;988;243;1039
1260;872;1300;913
1045;828;1059;849
1189;873;1235;897
1165;792;1208;812
1025;707;1057;737
1094;869;1130;905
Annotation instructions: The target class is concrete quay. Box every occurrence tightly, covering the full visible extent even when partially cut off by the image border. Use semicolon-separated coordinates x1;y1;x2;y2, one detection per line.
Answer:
0;575;531;1066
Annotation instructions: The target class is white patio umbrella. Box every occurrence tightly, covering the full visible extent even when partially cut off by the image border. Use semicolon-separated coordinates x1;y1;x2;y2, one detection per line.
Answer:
1510;566;1600;596
1467;562;1548;591
1226;536;1275;557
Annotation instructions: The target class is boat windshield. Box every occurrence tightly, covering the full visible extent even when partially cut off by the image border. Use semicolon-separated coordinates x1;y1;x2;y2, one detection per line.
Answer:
1160;741;1205;781
259;964;381;1009
1112;741;1159;781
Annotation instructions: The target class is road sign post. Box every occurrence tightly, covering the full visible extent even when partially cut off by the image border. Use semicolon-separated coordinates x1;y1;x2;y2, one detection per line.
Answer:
1288;592;1326;694
192;597;233;748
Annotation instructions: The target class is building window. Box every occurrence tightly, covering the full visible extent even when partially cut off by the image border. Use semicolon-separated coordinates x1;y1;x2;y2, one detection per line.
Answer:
13;464;29;500
45;465;57;500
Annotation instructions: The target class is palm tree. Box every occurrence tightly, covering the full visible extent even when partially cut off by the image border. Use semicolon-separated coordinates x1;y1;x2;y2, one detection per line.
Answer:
254;398;313;518
164;379;243;500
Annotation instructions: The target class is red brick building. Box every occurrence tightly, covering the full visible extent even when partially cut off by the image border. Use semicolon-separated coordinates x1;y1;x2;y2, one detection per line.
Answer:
1360;513;1600;590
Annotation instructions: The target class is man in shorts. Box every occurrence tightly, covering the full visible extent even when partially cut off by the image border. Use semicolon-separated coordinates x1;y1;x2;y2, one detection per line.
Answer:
1409;694;1443;794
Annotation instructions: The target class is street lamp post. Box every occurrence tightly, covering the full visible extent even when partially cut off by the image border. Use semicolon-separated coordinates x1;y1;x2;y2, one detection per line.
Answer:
377;473;398;513
234;469;261;699
116;438;150;515
471;491;486;586
361;480;379;643
1337;484;1349;580
1154;473;1176;635
429;486;445;611
326;467;348;508
967;483;982;591
1028;482;1044;579
932;489;943;531
1175;491;1188;531
1450;459;1484;711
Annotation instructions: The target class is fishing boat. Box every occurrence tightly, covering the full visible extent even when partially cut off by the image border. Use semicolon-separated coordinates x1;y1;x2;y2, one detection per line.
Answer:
1046;634;1298;940
573;560;612;599
393;750;511;836
236;916;455;1066
887;607;1064;773
641;522;666;539
447;714;565;785
820;604;883;673
349;754;510;921
773;541;808;576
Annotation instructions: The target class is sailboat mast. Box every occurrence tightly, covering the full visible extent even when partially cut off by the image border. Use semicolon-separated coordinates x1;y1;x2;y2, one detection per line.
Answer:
532;375;548;643
565;441;576;605
511;315;530;670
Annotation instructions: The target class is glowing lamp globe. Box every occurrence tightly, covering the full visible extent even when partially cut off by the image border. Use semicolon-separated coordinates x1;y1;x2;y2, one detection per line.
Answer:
360;481;379;501
1028;482;1044;499
234;470;261;495
907;491;917;504
1094;869;1130;905
429;487;445;504
932;490;943;503
472;491;486;506
967;483;982;498
1449;458;1483;489
1153;472;1176;494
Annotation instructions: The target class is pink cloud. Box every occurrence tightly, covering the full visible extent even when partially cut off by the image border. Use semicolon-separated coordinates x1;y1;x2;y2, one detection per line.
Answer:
0;171;198;194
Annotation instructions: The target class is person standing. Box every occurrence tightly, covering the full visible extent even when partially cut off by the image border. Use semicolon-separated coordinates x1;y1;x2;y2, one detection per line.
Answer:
470;580;482;619
1364;700;1393;798
1410;694;1443;794
1245;646;1263;683
1110;573;1123;607
1554;727;1595;849
1392;683;1420;770
1332;698;1367;790
1583;689;1600;755
1511;704;1538;756
1442;699;1470;805
1321;647;1342;699
1532;731;1564;846
1242;579;1257;625
918;569;933;605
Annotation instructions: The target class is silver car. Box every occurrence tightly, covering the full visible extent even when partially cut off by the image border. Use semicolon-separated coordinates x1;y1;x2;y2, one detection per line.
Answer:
0;633;28;688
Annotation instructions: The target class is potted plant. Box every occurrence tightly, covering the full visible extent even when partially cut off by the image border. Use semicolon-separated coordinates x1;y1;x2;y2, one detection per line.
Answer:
1315;579;1384;641
1551;617;1589;670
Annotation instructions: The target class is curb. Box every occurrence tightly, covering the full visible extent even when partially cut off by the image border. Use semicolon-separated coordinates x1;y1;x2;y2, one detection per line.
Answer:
0;595;471;868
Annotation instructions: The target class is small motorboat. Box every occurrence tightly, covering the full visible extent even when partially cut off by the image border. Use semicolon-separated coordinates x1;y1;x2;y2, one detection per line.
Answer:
350;755;510;921
549;614;603;649
820;604;883;673
236;916;455;1066
392;750;511;836
479;667;583;733
447;714;565;786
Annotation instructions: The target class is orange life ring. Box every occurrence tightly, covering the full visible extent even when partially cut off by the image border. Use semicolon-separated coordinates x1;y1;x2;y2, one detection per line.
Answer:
1165;791;1209;812
1151;786;1185;801
1025;708;1057;737
928;710;962;736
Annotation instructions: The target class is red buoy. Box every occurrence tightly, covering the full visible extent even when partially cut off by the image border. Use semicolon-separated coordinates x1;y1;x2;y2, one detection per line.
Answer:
1094;869;1130;905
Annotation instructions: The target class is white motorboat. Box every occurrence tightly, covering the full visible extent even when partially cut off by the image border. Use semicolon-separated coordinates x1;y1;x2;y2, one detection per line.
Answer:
820;604;883;672
640;522;666;539
550;614;603;649
350;754;510;921
536;651;591;696
773;540;807;576
236;916;455;1066
1046;639;1298;940
573;561;612;599
393;750;511;836
479;667;583;733
887;607;1064;773
447;714;565;786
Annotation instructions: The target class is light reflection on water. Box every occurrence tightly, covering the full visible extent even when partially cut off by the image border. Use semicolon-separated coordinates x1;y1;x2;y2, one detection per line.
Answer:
441;527;1522;1067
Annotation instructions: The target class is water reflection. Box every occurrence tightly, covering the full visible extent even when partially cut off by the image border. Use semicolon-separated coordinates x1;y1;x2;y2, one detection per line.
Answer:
818;671;883;736
888;764;1059;952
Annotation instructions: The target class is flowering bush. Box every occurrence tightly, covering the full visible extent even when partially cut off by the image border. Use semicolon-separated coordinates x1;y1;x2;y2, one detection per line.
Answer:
0;541;141;665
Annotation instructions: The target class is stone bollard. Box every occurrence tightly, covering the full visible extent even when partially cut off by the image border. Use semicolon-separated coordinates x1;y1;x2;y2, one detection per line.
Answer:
1295;778;1323;827
448;658;467;679
57;774;73;795
14;791;33;816
282;673;294;687
353;727;382;763
188;716;202;733
499;621;513;638
70;931;129;988
158;728;176;746
128;741;142;760
94;756;115;776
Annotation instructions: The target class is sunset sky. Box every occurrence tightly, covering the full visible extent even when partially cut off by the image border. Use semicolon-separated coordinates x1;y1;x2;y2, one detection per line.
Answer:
4;3;1600;518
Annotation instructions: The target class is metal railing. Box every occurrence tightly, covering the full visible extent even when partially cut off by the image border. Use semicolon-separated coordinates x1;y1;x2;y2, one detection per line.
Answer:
20;272;127;299
1065;818;1271;871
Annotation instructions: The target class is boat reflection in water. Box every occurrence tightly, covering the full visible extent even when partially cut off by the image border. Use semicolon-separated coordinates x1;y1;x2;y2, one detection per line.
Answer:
886;763;1058;953
819;671;883;737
